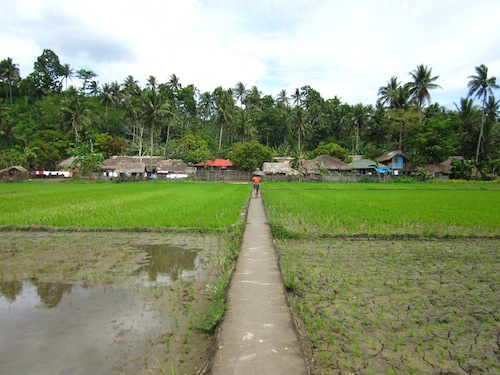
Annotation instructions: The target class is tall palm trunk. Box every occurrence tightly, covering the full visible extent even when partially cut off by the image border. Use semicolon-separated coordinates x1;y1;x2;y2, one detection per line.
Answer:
475;93;486;161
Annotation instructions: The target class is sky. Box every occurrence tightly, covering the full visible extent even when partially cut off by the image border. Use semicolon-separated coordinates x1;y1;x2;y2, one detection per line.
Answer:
2;0;500;108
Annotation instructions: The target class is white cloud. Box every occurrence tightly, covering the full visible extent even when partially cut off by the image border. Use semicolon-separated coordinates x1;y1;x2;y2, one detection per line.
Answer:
1;0;499;106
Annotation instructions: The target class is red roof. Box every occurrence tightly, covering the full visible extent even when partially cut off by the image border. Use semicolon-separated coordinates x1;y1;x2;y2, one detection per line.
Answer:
205;159;233;167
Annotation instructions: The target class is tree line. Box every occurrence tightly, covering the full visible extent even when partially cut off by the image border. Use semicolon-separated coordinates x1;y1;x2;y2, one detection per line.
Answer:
0;48;498;177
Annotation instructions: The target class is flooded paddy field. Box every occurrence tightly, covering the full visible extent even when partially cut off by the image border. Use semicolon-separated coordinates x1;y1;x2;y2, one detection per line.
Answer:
0;231;225;374
277;238;499;374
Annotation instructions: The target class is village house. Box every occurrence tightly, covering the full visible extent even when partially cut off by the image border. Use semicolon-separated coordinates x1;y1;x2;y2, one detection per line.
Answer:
102;156;162;179
419;156;475;179
348;158;391;176
300;155;350;179
262;157;299;177
156;159;196;179
0;166;29;181
377;150;407;175
193;159;234;170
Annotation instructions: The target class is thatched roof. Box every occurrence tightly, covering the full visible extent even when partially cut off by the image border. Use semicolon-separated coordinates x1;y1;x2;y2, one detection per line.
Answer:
377;150;406;162
58;156;78;169
111;163;146;174
157;159;195;174
301;155;350;174
0;165;28;175
262;160;299;176
421;156;465;175
103;156;162;170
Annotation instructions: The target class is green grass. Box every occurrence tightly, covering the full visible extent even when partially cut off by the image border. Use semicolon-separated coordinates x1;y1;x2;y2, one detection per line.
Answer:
264;182;500;237
0;180;250;229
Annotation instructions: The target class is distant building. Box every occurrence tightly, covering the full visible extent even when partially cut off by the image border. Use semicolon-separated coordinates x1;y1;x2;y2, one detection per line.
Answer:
377;150;407;175
0;166;29;181
263;157;299;176
348;159;391;176
300;155;350;178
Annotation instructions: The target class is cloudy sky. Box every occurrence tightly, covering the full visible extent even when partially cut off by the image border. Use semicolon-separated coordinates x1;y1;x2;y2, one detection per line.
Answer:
2;0;499;107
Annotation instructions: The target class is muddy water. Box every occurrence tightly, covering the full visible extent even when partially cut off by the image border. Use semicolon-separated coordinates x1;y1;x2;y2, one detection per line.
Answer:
0;242;202;375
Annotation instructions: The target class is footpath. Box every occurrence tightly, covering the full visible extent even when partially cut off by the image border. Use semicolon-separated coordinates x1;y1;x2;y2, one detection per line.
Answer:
210;195;309;375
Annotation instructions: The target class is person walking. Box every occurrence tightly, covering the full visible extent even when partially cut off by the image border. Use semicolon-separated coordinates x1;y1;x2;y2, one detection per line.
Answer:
252;173;262;198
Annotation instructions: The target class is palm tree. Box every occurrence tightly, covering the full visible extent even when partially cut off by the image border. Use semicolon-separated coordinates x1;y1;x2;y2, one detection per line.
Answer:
167;74;182;91
61;63;74;90
454;97;479;157
245;86;262;109
123;75;140;99
61;88;91;144
142;88;170;171
233;81;247;107
213;87;235;149
0;57;20;104
291;87;304;108
89;81;100;97
292;106;306;152
377;77;401;109
146;75;158;91
468;64;499;161
236;108;255;142
407;64;442;107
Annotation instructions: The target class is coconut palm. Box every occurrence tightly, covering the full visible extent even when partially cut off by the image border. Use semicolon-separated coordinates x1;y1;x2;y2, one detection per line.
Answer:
89;81;100;97
377;76;401;109
0;57;20;104
146;75;158;91
454;97;480;157
233;81;247;107
213;87;235;149
167;74;182;91
236;108;255;142
468;64;499;161
61;88;91;144
142;88;171;170
61;63;74;90
407;64;442;107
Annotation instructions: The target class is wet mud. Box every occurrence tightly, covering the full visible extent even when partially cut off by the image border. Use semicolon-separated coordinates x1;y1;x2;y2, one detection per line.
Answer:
0;231;225;374
277;238;499;374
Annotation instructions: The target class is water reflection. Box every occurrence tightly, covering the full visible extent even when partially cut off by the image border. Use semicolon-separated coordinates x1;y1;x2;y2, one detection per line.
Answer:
134;244;199;285
0;244;200;305
0;280;22;302
0;244;201;374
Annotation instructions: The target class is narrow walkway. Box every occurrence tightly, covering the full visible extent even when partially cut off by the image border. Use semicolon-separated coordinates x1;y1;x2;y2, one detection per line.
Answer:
210;196;308;375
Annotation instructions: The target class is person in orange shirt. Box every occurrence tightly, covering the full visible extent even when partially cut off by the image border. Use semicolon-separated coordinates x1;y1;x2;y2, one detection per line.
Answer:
252;174;262;198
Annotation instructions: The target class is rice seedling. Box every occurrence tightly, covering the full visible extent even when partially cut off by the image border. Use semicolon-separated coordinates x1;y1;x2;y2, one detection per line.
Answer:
0;181;249;229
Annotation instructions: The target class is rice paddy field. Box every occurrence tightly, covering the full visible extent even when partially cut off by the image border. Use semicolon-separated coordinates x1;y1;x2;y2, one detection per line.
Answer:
1;179;499;374
265;181;500;374
0;180;250;374
0;180;250;229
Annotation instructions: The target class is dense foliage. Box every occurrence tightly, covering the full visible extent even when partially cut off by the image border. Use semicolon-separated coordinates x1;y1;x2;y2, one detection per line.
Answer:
1;49;499;176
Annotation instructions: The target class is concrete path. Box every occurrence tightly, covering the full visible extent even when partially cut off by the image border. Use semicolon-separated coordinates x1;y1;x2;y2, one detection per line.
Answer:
210;196;308;375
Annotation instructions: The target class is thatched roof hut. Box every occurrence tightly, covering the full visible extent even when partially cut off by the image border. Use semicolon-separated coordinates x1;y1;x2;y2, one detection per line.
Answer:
300;155;350;174
157;159;196;174
420;156;473;178
0;166;29;181
103;156;163;173
112;163;146;174
262;158;299;176
58;156;79;170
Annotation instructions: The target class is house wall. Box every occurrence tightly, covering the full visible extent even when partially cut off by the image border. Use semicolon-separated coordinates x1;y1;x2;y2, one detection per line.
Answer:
391;156;404;170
